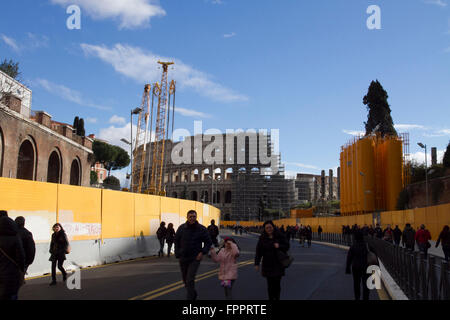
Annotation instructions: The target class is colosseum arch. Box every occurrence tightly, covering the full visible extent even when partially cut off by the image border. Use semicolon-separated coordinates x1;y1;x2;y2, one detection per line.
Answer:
70;157;81;186
47;148;62;183
201;168;210;181
172;191;178;199
190;190;198;201
213;167;222;180
225;190;232;204
17;137;37;181
225;168;233;180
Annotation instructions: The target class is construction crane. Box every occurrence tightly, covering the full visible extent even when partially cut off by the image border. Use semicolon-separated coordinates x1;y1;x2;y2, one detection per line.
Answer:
147;61;176;196
131;84;151;193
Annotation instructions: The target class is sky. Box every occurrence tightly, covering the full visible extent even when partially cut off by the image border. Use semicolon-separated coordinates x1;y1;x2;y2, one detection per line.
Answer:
1;0;449;186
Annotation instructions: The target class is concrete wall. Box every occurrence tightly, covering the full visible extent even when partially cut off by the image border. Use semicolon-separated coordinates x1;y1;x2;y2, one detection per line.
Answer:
0;178;221;278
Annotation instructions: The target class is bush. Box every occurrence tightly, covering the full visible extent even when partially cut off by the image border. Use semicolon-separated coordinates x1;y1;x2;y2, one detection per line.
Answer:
103;176;121;190
444;141;450;168
90;171;98;185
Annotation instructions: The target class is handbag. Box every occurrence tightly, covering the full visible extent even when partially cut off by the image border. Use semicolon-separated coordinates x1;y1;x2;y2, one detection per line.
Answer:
0;246;25;287
366;244;379;266
277;250;294;268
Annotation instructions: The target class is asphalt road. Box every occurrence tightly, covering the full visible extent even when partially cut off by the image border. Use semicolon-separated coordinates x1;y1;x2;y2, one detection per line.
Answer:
19;230;386;300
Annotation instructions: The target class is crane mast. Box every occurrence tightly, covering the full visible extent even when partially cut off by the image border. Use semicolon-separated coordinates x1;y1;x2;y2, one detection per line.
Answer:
131;84;151;193
148;61;175;196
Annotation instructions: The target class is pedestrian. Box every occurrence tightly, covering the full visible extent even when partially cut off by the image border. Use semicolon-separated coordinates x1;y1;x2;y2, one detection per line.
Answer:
305;226;312;247
299;226;305;247
368;226;375;238
286;226;291;242
14;217;35;273
166;223;176;258
383;225;393;243
435;225;450;262
415;224;432;259
393;225;402;246
207;219;220;248
255;220;290;300
318;225;323;240
209;237;240;300
374;224;383;239
239;226;243;235
49;223;69;286
402;223;416;251
0;210;8;218
175;210;212;300
156;222;167;257
345;231;376;300
0;217;25;300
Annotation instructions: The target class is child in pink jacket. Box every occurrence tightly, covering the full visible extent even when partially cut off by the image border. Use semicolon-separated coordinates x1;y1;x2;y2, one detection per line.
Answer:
209;237;240;300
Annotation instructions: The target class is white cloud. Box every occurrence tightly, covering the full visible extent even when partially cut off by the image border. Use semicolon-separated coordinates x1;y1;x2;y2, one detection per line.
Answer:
175;107;211;118
423;0;447;7
80;43;248;103
285;162;320;170
394;124;426;131
0;34;20;52
223;32;236;38
343;129;364;136
51;0;166;29
210;0;224;4
109;115;126;124
423;129;450;137
410;149;445;165
34;78;112;111
27;33;49;49
86;117;97;123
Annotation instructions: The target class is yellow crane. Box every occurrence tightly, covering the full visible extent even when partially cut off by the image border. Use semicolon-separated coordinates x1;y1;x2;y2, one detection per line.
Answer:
131;84;151;193
148;61;176;196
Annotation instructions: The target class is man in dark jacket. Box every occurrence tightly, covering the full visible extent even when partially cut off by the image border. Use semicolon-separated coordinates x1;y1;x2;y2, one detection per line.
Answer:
207;219;219;248
374;224;383;239
402;224;416;251
175;210;212;300
14;217;35;272
392;225;402;246
0;217;25;300
346;231;375;300
156;222;167;257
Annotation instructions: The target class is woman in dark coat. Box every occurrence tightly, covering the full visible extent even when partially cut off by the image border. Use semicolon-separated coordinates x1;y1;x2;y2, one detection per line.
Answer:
156;222;167;257
255;220;290;300
165;223;176;258
49;223;69;285
0;217;25;300
436;225;450;262
346;230;376;300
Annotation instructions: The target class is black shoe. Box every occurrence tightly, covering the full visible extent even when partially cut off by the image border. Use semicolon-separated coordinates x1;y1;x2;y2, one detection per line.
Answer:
63;275;67;282
49;281;57;286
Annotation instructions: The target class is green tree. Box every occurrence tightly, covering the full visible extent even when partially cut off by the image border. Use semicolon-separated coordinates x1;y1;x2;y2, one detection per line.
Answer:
443;141;450;168
92;140;130;176
78;118;85;137
73;117;79;132
0;59;20;79
103;176;121;190
90;171;98;185
363;80;397;137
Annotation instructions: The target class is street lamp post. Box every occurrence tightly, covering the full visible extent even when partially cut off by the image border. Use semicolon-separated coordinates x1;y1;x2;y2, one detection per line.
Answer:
418;143;428;207
121;138;132;189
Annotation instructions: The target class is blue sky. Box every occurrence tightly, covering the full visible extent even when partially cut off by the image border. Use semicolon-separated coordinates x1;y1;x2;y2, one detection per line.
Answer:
1;0;450;185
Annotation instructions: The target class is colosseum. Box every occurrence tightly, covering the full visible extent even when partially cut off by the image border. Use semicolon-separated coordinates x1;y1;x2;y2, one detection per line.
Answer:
133;132;297;220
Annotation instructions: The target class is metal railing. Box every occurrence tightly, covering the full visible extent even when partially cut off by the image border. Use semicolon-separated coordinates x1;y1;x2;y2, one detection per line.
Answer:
312;232;450;300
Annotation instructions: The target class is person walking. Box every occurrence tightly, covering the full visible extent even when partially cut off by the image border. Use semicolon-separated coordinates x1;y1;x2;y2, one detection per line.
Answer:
305;226;312;248
255;220;290;300
0;217;25;300
435;225;450;262
175;210;212;300
156;222;167;257
383;225;394;243
49;223;69;286
392;225;402;246
374;224;383;239
402;224;416;251
345;231;376;300
415;224;432;259
318;225;323;240
14;217;35;274
209;237;240;300
0;211;8;218
166;223;176;258
207;219;220;248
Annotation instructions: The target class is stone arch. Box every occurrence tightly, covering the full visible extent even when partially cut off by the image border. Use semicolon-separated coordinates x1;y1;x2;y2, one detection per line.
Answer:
214;167;222;181
201;168;210;181
225;190;232;204
190;190;198;201
17;137;37;181
202;190;209;203
70;157;81;186
251;167;260;174
238;167;246;173
192;169;199;182
47;148;62;183
225;168;233;180
172;191;178;198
